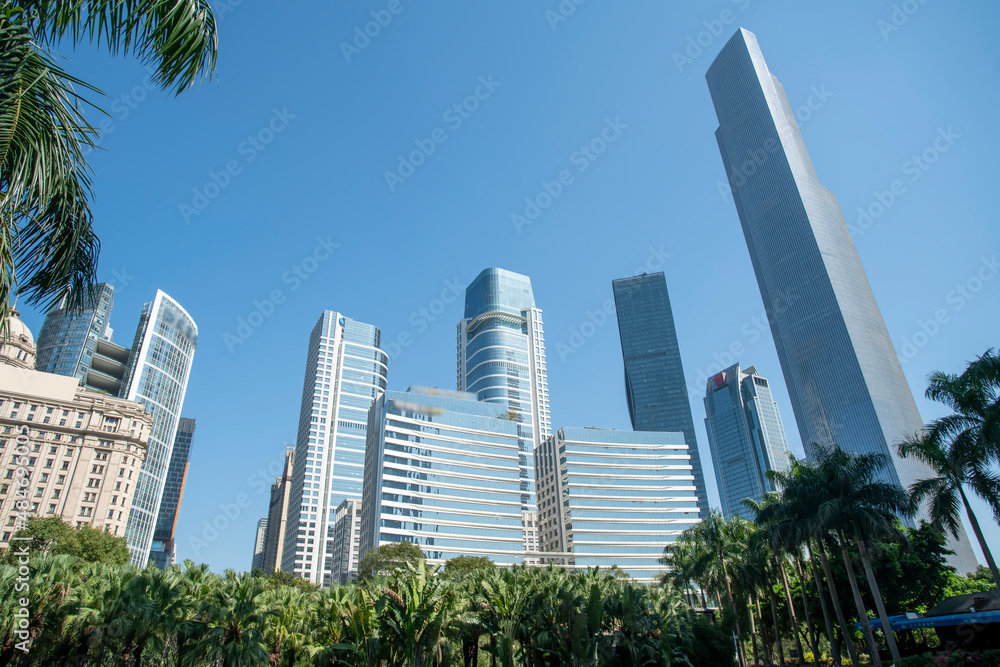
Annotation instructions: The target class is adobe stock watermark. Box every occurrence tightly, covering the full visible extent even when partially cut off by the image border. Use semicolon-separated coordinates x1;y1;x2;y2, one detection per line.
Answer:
341;0;414;63
383;278;466;360
850;127;958;239
179;107;296;224
188;452;290;557
82;67;158;156
223;236;340;353
898;255;997;364
511;116;628;234
878;0;931;41
687;286;800;399
214;0;244;20
384;75;501;192
554;246;672;363
545;0;586;31
672;0;751;74
717;85;833;200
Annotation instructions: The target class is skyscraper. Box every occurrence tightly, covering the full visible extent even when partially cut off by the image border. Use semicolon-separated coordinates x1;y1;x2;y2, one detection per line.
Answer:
121;291;198;566
612;273;710;519
706;28;977;571
704;364;790;520
281;312;389;586
263;446;295;574
150;417;196;568
360;388;527;566
35;283;115;383
536;427;700;584
331;498;362;584
457;268;550;558
252;518;268;571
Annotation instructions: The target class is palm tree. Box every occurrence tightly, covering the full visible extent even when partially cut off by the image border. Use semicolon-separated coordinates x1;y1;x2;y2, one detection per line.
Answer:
196;572;273;667
378;560;454;667
1;1;217;332
898;348;1000;589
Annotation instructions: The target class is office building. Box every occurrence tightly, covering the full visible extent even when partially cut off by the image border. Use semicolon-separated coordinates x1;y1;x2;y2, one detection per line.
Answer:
150;417;196;569
360;388;527;565
331;499;362;584
252;517;268;571
262;446;295;574
120;291;198;566
703;364;790;520
457;268;549;559
536;426;700;584
706;28;977;571
0;312;152;549
281;312;389;586
35;283;115;383
612;273;710;519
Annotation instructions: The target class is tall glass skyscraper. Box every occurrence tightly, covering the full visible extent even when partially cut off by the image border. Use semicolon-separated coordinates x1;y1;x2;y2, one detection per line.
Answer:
706;28;977;571
612;272;709;519
281;312;389;586
704;364;790;520
121;291;198;566
150;417;196;568
360;388;527;566
457;268;550;558
35;283;115;383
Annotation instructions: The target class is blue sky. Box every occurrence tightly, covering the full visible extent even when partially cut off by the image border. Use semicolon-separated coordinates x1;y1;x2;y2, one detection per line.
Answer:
18;1;999;572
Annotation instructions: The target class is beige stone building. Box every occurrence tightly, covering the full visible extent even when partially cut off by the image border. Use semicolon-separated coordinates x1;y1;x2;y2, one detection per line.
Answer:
0;312;152;547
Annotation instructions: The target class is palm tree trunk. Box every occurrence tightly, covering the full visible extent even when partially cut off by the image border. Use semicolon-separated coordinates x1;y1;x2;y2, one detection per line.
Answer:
755;595;773;665
768;586;785;665
795;556;821;664
839;538;882;667
959;485;1000;589
819;543;859;666
853;527;902;665
777;557;805;664
746;593;761;666
808;546;841;666
722;574;747;667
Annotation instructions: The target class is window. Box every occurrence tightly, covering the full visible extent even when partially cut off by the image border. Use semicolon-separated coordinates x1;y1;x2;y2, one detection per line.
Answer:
44;459;53;468
49;446;57;454
91;465;104;474
108;510;115;519
47;504;56;514
53;489;61;499
56;475;65;484
61;461;69;470
87;479;100;488
78;507;92;517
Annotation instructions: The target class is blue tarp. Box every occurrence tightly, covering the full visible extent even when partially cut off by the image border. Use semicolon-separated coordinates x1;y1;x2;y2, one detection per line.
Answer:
855;611;1000;632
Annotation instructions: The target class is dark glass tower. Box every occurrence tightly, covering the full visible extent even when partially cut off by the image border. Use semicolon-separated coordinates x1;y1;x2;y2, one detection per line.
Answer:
706;28;977;572
612;272;709;519
35;283;115;383
150;417;196;568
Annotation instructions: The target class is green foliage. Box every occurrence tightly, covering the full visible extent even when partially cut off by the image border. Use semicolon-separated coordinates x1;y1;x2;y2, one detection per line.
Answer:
1;516;129;565
356;540;426;581
688;613;738;667
900;649;1000;667
442;554;496;581
944;565;999;597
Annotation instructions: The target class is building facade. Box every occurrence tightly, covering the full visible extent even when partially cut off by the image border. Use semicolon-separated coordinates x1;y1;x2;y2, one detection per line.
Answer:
331;499;362;584
457;268;549;559
281;312;389;586
262;446;295;574
0;313;152;549
121;291;198;566
35;283;115;383
703;364;790;520
536;427;700;583
150;417;196;568
252;518;268;571
611;272;710;519
360;388;526;566
706;28;977;571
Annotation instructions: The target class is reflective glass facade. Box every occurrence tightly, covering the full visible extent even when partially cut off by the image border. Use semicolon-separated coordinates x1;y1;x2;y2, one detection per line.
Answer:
35;283;115;383
536;427;700;583
707;29;978;572
704;364;790;520
361;388;525;565
281;312;388;586
612;273;709;519
150;416;196;569
122;292;198;566
457;268;549;557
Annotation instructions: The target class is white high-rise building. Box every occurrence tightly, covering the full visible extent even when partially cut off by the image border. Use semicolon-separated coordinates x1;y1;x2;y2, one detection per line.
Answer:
457;268;550;560
281;312;388;586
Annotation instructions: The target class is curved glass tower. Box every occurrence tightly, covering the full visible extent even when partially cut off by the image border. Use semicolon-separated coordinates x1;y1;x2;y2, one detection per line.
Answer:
281;312;389;585
35;283;115;382
457;268;550;559
122;291;198;566
706;28;977;572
